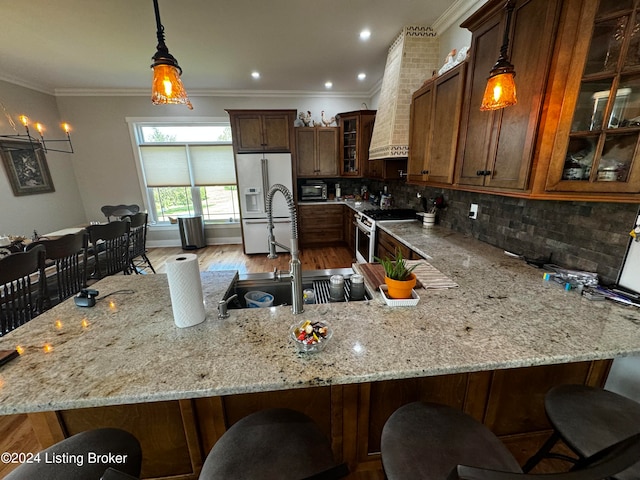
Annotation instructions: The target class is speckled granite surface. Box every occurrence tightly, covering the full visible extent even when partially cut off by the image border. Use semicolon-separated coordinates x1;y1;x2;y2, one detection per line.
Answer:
0;226;639;415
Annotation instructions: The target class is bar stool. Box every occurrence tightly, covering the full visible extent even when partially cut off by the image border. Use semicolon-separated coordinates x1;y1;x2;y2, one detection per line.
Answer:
5;428;142;480
380;401;640;480
523;384;640;479
198;408;348;480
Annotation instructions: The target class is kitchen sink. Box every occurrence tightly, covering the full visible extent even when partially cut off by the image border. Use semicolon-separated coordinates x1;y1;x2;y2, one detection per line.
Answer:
224;268;369;308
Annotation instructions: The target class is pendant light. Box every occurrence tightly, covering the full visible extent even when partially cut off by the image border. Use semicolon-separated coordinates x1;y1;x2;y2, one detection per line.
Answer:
150;0;193;109
480;0;517;111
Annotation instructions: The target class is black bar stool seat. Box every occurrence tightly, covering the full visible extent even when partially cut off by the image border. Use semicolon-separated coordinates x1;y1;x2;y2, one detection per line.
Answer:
524;384;640;479
381;402;522;480
199;408;348;480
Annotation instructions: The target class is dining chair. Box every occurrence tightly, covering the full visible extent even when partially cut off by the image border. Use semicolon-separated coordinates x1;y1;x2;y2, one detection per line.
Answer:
123;212;155;274
522;384;640;479
101;204;140;222
380;401;640;480
198;408;349;479
87;221;131;280
26;230;88;308
5;427;142;480
0;244;46;336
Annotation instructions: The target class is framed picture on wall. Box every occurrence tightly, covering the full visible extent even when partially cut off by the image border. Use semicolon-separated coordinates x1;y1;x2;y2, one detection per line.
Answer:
0;139;55;196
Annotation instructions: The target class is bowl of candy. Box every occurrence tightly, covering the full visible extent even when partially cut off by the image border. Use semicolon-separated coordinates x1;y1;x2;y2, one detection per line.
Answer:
290;319;333;353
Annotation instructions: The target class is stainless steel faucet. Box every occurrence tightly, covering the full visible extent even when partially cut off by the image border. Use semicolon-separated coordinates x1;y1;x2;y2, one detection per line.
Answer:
266;184;303;314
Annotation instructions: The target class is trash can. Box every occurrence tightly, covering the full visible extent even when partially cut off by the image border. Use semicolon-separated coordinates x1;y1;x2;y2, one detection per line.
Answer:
178;215;206;250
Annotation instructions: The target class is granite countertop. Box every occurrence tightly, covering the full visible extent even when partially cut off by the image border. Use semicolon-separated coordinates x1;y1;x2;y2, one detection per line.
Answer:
1;226;639;415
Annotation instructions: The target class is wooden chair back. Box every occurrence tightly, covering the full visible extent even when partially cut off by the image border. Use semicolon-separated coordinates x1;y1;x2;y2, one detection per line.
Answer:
28;230;88;308
87;221;130;279
0;244;46;336
123;212;155;274
101;204;140;222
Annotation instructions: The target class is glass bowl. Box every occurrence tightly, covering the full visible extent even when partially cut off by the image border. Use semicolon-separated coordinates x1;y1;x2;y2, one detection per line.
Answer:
290;320;333;353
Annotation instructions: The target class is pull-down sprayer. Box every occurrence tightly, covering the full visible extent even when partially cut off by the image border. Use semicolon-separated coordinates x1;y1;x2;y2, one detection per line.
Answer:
265;184;303;314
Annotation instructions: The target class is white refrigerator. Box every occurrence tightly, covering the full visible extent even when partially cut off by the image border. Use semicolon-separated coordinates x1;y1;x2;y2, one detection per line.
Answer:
236;153;294;254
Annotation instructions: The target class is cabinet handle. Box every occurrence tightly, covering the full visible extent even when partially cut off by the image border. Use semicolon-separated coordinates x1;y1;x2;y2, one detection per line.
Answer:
476;170;492;176
422;170;429;175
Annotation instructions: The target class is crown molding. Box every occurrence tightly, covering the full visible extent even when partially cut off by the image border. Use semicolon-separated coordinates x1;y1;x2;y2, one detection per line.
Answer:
0;73;54;96
432;0;488;33
53;87;376;99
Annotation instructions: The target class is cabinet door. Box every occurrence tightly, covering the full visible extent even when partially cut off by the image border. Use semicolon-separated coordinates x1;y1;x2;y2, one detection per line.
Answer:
340;115;360;176
457;0;560;190
426;63;466;184
233;115;265;152
486;0;560;189
262;113;291;152
317;128;339;176
296;128;317;177
546;0;640;194
457;14;501;187
408;80;434;183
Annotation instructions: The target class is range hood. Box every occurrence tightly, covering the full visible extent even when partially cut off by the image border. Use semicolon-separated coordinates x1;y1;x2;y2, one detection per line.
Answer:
369;26;439;161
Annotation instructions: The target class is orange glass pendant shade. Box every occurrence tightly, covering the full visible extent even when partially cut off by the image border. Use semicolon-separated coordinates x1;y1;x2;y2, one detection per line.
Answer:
480;0;517;111
151;64;193;109
150;0;193;110
480;71;517;111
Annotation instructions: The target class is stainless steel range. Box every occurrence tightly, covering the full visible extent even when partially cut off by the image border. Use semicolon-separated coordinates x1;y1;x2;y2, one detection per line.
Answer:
354;209;417;263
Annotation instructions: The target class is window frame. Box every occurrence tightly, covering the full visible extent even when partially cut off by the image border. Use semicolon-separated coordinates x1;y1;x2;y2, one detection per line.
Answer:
127;117;238;226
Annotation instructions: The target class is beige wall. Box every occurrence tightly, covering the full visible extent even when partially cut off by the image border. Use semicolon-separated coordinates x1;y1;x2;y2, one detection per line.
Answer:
0;81;86;237
0;84;370;246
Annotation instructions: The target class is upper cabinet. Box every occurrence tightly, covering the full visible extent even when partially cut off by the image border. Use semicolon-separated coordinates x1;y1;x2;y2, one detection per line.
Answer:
296;126;338;177
226;110;296;153
336;110;376;177
455;0;562;191
543;0;640;194
408;63;466;185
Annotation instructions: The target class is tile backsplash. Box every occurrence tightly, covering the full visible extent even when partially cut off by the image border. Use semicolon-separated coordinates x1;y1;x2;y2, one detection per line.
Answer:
321;178;638;285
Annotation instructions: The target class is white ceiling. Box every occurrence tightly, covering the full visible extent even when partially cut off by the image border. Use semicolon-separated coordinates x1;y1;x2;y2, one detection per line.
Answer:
0;0;471;96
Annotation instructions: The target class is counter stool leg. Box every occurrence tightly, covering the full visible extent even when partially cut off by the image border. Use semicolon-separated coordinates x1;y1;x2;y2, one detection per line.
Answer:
523;432;578;472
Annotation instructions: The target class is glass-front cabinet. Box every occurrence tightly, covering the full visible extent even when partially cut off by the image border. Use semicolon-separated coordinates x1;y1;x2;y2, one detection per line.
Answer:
548;0;640;192
336;110;376;178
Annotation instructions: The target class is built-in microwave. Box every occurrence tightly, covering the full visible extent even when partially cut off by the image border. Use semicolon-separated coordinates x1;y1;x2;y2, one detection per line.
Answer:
300;181;327;201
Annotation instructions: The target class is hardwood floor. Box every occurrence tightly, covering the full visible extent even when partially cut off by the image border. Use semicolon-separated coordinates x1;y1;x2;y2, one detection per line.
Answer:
145;243;356;274
0;244;580;479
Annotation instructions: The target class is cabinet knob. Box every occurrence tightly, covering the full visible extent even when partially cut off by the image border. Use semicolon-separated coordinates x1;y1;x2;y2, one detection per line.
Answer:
422;170;429;175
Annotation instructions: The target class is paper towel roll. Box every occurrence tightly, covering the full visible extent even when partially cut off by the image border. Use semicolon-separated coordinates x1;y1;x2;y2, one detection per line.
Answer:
165;254;206;328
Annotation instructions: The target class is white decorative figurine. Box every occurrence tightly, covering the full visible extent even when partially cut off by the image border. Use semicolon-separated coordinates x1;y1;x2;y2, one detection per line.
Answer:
321;111;335;127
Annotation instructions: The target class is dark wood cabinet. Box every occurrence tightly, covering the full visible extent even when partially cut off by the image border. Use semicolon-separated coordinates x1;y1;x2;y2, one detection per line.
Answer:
298;204;344;247
226;110;295;153
408;63;466;185
295;127;338;177
337;110;376;177
343;205;355;253
376;229;423;261
455;0;561;191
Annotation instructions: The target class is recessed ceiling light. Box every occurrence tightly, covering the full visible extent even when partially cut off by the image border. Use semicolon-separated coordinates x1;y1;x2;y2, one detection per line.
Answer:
325;81;333;89
360;29;371;40
358;73;367;80
251;71;260;79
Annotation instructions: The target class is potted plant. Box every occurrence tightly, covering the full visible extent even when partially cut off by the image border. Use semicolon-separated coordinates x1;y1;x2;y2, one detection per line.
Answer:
375;248;418;299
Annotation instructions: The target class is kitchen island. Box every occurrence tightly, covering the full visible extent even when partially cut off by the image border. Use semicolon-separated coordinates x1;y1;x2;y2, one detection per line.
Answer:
1;225;639;478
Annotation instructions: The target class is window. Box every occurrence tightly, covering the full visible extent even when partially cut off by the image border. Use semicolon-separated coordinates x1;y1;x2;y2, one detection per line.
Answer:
133;122;239;224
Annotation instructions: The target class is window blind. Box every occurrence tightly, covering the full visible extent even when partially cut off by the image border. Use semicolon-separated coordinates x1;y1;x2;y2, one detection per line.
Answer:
140;144;235;187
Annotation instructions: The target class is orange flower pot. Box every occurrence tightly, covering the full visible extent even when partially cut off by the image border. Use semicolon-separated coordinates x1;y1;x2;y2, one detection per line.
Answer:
384;273;417;299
